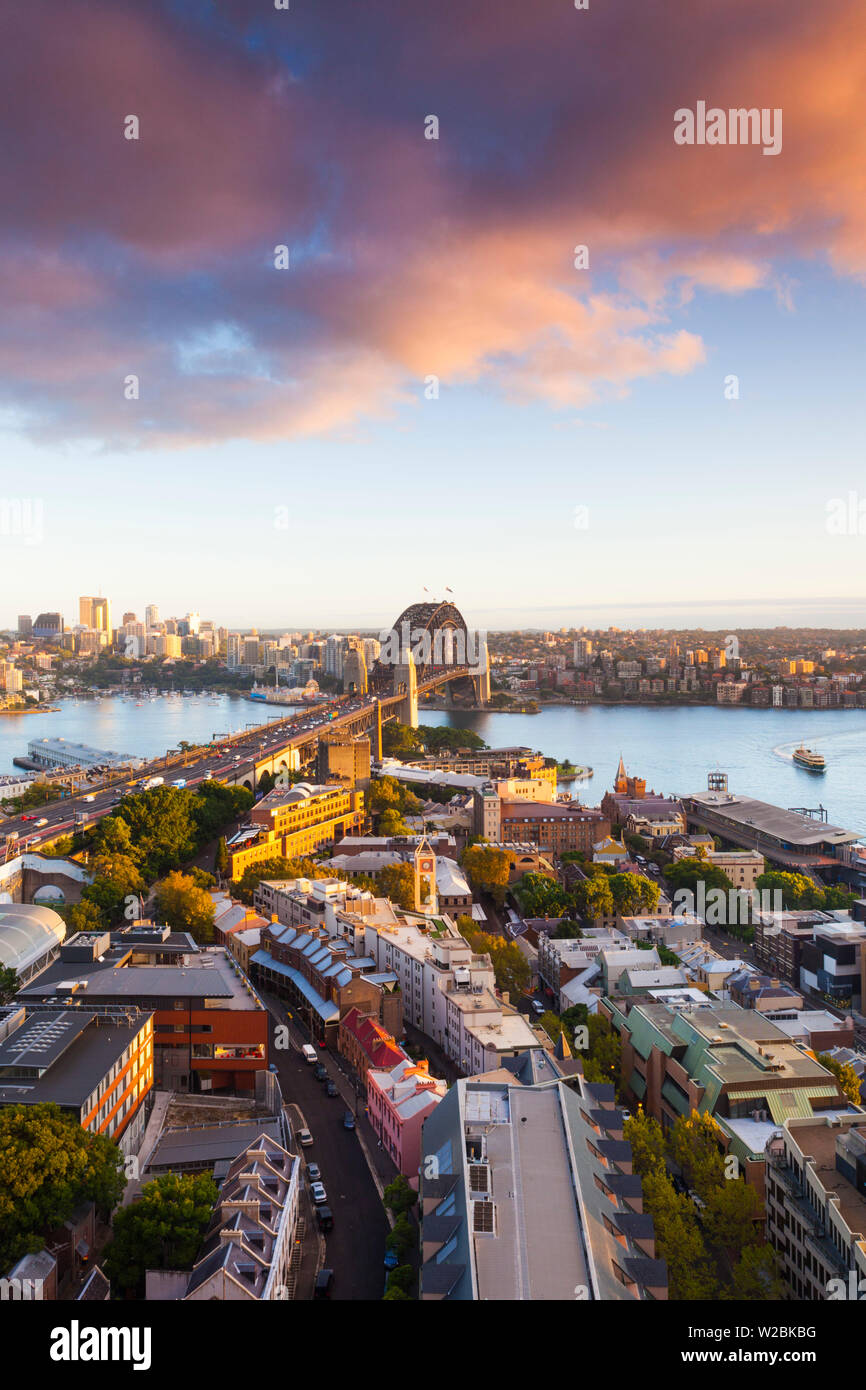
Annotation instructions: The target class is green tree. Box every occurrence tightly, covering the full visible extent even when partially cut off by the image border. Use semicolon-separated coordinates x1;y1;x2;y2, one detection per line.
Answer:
666;1111;725;1196
665;857;733;903
378;808;411;837
385;1212;416;1261
727;1244;786;1301
384;1264;414;1295
384;1174;418;1217
514;871;572;918
112;788;199;879
155;871;216;942
192;782;254;841
61;897;108;933
754;870;822;911
215;837;229;876
381;722;423;758
623;1109;666;1178
701;1177;762;1253
817;1053;862;1106
0;966;18;1004
609;873;661;915
581;1014;622;1087
82;853;144;923
574;874;614;923
379;862;424;909
105;1172;218;1298
382;1284;412;1300
0;1104;126;1270
455;916;531;998
641;1170;719;1300
233;856;331;904
553;919;583;939
460;844;511;905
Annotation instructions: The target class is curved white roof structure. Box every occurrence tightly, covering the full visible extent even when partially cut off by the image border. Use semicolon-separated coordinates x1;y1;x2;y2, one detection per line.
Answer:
0;904;66;978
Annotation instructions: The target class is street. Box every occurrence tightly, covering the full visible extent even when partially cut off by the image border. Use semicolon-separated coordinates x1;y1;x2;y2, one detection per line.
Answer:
263;996;390;1301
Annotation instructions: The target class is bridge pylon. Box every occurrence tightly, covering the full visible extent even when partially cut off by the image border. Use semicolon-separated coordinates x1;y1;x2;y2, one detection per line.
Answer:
393;651;418;728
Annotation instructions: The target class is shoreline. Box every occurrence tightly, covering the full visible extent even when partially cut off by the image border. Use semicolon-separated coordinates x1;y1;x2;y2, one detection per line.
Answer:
0;706;61;716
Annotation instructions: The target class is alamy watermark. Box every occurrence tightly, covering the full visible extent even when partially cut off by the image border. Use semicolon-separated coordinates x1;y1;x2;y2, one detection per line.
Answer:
674;103;782;156
377;620;488;676
672;883;782;926
0;498;43;547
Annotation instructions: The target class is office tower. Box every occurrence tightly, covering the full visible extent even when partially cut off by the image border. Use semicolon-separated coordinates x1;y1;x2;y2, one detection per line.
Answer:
122;611;137;625
79;596;111;633
33;613;64;640
145;604;160;630
17;615;32;637
185;611;201;635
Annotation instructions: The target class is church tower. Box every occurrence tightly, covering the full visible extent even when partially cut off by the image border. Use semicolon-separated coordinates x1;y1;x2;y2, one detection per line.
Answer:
614;754;628;793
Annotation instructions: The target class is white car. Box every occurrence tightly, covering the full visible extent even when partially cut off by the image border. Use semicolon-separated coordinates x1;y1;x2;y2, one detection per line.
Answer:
36;817;48;826
310;1182;327;1205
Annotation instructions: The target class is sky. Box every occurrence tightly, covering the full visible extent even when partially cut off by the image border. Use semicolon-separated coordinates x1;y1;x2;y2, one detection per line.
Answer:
2;0;866;633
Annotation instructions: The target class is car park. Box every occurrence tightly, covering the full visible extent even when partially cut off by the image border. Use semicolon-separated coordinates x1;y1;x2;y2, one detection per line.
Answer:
310;1181;327;1204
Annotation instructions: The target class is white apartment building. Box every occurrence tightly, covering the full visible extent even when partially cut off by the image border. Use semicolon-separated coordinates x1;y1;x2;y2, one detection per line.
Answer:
765;1115;866;1301
254;877;538;1073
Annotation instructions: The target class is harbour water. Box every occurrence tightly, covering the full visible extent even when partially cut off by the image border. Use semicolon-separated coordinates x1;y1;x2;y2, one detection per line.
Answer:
4;695;866;837
420;704;866;837
0;694;297;775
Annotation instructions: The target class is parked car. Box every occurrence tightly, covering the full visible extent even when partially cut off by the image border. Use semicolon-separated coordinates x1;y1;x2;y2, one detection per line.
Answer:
306;1163;321;1181
314;1268;334;1298
314;1063;328;1082
310;1182;327;1205
343;1112;356;1130
297;1128;314;1148
530;1000;545;1016
315;1206;333;1232
325;1081;338;1098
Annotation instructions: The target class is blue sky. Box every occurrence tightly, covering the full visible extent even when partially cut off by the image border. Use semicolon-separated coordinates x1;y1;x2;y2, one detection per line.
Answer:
2;0;865;631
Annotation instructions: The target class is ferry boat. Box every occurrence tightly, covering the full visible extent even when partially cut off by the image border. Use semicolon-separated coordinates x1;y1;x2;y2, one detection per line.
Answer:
793;744;825;772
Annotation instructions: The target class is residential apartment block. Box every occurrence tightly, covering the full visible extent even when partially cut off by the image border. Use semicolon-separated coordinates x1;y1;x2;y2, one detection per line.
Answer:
183;1134;301;1301
605;997;853;1192
0;1003;153;1153
419;1073;667;1300
765;1115;866;1300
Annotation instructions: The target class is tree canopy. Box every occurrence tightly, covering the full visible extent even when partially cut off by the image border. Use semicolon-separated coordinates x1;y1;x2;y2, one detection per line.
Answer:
104;1172;218;1298
0;1104;126;1271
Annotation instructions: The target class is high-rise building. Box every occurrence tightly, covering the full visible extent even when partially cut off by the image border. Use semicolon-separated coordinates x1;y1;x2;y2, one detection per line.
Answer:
33;613;64;640
79;596;110;633
185;611;201;635
122;611;137;625
145;604;160;630
17;615;32;637
573;636;593;667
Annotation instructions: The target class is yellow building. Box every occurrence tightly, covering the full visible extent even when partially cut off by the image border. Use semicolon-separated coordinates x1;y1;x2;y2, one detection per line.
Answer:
229;783;365;879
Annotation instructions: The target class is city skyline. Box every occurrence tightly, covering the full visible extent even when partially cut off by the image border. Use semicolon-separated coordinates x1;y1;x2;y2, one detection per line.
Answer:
1;1;865;626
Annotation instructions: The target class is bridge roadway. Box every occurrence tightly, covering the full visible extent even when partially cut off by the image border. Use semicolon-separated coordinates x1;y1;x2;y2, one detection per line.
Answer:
0;666;478;854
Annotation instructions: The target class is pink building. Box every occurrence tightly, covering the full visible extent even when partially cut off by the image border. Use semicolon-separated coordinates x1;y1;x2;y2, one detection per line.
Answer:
367;1058;447;1179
